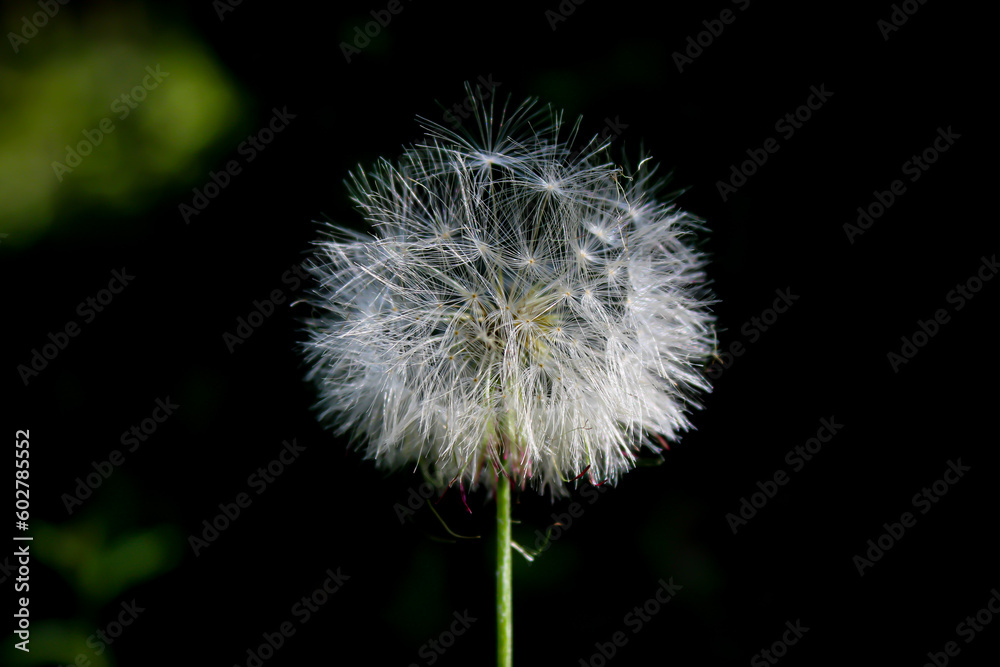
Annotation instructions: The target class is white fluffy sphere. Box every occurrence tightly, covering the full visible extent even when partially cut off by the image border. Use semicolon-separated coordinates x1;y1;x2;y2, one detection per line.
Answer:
304;95;715;497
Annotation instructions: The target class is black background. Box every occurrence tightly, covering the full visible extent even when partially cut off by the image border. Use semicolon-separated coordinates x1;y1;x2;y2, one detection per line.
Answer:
4;1;995;665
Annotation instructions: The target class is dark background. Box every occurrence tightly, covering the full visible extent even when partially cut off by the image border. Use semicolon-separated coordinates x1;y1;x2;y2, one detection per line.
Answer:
3;1;994;665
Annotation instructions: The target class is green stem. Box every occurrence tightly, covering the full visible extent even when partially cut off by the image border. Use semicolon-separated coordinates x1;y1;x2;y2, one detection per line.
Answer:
496;476;513;667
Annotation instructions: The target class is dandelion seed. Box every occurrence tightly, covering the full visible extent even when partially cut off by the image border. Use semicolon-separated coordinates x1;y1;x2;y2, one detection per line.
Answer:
302;93;715;498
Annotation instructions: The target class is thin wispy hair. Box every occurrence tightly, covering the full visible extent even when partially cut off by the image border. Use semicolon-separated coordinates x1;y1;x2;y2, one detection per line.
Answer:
303;90;715;497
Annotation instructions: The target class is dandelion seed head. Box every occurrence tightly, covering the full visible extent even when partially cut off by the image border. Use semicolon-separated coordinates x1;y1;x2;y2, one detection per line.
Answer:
303;91;715;497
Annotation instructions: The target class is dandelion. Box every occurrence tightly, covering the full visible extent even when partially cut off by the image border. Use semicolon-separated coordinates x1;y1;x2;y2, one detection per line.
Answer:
302;90;715;666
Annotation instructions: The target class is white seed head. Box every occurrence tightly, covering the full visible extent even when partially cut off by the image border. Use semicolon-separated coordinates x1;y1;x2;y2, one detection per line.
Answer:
303;93;715;497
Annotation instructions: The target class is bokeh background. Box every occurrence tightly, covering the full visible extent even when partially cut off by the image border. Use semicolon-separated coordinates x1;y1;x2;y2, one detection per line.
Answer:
3;1;993;665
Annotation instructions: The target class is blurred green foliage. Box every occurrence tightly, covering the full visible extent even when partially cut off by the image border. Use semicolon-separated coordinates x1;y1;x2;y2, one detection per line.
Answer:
34;519;181;607
2;5;237;664
3;511;183;666
0;2;247;248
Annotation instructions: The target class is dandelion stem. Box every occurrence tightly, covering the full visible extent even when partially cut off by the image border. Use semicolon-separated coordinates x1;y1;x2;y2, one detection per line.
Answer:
496;476;513;667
